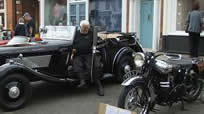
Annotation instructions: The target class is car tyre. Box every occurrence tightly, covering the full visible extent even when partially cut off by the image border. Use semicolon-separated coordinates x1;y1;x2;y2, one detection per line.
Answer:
0;73;32;111
116;55;134;83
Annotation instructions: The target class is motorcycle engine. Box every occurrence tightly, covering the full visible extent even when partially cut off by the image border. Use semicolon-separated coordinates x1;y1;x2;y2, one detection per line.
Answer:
155;68;186;103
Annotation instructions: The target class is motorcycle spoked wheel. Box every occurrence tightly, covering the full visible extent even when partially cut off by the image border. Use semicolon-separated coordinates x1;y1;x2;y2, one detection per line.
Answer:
185;78;203;103
118;85;150;114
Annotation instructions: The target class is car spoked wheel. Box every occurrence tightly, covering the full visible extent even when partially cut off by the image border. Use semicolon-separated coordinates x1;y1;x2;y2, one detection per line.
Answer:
116;55;135;83
0;74;32;111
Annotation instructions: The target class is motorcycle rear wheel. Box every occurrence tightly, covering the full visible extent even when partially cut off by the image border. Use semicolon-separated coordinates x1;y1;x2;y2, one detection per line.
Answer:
185;79;203;103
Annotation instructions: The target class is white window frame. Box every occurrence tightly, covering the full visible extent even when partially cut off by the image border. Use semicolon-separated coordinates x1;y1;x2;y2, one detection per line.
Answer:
67;0;89;26
163;0;204;36
0;0;7;29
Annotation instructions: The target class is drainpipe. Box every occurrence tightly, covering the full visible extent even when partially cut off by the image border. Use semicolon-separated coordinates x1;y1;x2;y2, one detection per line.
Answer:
159;0;164;50
126;0;130;33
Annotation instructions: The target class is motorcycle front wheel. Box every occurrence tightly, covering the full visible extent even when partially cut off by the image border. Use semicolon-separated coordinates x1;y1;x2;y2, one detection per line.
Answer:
118;84;150;114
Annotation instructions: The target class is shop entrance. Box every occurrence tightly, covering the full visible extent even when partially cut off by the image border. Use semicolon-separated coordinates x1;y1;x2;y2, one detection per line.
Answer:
15;0;40;32
140;0;153;48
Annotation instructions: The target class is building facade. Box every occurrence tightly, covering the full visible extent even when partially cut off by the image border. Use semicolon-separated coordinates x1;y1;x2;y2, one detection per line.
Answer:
162;0;204;55
6;0;40;31
122;0;161;50
40;0;123;32
39;0;161;50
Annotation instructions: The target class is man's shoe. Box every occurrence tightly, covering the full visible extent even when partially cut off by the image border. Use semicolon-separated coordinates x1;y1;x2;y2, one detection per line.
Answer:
97;87;104;96
77;80;88;88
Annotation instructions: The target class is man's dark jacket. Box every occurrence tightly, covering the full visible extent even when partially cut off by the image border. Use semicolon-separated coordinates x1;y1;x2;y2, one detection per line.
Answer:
14;24;27;36
73;30;93;55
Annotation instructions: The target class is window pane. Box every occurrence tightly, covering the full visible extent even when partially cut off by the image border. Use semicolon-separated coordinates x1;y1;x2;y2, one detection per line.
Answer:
89;0;122;32
70;16;77;26
176;0;204;31
0;0;4;9
70;5;76;15
80;16;85;22
45;0;67;26
0;13;5;27
79;4;85;16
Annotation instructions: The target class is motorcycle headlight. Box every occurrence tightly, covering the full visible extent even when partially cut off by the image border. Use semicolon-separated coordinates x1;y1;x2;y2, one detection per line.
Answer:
134;53;145;68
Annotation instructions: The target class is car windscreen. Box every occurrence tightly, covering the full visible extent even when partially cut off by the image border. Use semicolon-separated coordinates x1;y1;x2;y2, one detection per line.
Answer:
7;36;29;45
41;26;76;41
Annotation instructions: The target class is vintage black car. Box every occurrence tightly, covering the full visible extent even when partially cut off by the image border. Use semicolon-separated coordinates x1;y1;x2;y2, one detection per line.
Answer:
0;26;143;110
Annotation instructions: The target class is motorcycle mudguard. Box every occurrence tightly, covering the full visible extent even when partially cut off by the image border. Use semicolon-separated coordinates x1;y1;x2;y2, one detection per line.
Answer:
121;76;144;86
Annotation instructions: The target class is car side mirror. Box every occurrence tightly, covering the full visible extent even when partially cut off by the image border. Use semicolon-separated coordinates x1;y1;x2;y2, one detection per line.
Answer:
40;27;47;34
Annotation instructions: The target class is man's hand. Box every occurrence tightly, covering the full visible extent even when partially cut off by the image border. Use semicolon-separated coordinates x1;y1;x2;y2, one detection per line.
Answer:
72;49;77;53
71;49;77;64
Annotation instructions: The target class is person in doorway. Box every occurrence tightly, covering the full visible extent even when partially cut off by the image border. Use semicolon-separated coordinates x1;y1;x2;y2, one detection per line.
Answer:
23;12;36;37
186;2;203;58
14;17;27;36
72;20;104;96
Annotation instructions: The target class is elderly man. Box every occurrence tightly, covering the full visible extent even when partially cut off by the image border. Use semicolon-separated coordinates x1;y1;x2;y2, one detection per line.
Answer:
73;20;104;96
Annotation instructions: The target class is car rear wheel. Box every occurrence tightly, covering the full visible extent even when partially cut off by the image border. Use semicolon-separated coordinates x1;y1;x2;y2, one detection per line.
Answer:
116;55;135;83
0;74;32;111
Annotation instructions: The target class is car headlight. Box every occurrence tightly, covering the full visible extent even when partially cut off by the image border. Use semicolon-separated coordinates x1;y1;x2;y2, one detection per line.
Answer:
134;53;145;68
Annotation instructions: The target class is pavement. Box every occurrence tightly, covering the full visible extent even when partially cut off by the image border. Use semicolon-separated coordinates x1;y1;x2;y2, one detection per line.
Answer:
0;79;204;114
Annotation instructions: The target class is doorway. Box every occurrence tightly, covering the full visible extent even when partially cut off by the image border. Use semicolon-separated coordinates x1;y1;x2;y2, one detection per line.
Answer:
140;0;153;48
15;0;40;32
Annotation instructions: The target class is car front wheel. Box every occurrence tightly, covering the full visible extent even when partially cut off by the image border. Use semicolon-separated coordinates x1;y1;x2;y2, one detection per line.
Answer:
0;74;32;111
116;55;135;83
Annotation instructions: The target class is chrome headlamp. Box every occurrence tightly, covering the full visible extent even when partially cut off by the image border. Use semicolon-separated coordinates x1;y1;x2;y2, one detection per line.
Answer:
134;53;145;68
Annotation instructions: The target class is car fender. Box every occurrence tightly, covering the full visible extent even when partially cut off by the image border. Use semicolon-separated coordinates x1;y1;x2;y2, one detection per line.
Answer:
121;76;144;86
112;47;134;73
0;63;67;83
0;63;33;81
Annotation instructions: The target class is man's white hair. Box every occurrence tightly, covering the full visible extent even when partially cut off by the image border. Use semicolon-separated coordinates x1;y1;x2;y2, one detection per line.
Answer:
80;20;90;28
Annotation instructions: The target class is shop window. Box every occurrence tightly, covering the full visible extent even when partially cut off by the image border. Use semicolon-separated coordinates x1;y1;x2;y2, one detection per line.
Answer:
69;2;86;26
0;0;4;9
176;0;204;31
44;0;67;26
89;0;122;32
0;13;4;26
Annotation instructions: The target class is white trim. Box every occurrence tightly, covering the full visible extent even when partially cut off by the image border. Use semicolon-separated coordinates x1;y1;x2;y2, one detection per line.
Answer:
122;0;127;32
167;31;204;36
4;0;7;29
86;0;89;21
152;0;161;50
129;0;140;39
0;0;7;29
40;0;45;28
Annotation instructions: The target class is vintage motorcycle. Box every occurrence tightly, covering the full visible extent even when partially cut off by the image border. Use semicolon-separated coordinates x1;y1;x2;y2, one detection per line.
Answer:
118;52;203;114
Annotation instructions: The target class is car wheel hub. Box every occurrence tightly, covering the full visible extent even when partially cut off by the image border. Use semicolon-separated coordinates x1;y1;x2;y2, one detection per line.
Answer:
8;86;20;99
124;65;131;73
